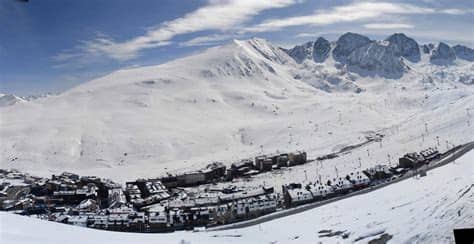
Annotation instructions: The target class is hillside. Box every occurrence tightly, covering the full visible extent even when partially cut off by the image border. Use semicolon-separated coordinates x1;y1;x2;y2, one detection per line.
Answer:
0;34;473;182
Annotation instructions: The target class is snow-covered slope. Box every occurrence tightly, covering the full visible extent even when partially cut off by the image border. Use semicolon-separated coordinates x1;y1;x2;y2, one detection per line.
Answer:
1;149;472;244
0;94;25;107
0;34;473;182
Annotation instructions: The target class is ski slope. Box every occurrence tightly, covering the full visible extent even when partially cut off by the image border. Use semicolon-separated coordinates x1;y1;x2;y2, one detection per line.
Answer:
1;148;472;244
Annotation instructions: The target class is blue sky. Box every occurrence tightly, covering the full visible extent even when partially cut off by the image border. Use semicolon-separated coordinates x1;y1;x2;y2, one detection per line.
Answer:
1;0;473;95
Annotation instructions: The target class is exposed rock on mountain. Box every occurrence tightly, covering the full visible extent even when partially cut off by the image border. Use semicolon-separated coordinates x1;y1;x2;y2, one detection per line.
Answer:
430;42;456;65
333;32;371;63
385;33;421;62
312;37;331;63
347;41;405;78
286;41;314;63
453;45;474;61
284;32;473;79
285;37;331;64
422;44;435;54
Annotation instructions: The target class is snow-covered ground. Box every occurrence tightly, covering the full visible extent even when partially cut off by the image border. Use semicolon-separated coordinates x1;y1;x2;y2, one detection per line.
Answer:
1;148;472;244
0;38;473;184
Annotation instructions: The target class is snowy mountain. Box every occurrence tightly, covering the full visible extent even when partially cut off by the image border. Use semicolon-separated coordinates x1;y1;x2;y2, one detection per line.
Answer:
0;94;25;107
0;92;56;107
286;32;473;79
0;33;473;182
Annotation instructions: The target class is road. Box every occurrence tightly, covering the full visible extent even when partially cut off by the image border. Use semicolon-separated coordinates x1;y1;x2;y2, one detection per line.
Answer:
207;141;474;231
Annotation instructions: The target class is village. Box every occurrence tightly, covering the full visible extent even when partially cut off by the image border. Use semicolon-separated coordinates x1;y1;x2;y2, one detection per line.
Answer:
0;144;454;233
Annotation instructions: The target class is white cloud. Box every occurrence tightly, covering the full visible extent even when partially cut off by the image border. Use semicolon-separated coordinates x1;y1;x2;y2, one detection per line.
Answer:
55;0;472;65
180;34;236;47
439;8;474;15
244;2;470;33
57;0;299;62
363;23;414;30
295;32;316;38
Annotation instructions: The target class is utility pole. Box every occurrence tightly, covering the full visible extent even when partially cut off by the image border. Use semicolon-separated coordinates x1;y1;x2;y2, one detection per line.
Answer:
315;163;319;182
467;108;472;127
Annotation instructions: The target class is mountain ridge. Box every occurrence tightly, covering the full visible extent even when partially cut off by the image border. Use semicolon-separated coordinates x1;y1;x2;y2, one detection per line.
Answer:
285;32;474;79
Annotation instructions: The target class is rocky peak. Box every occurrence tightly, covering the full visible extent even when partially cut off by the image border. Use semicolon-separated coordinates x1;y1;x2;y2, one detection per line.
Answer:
453;45;474;61
312;37;331;63
283;33;472;79
347;41;405;78
286;41;314;63
430;42;456;65
385;33;420;62
333;32;372;63
422;43;435;54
